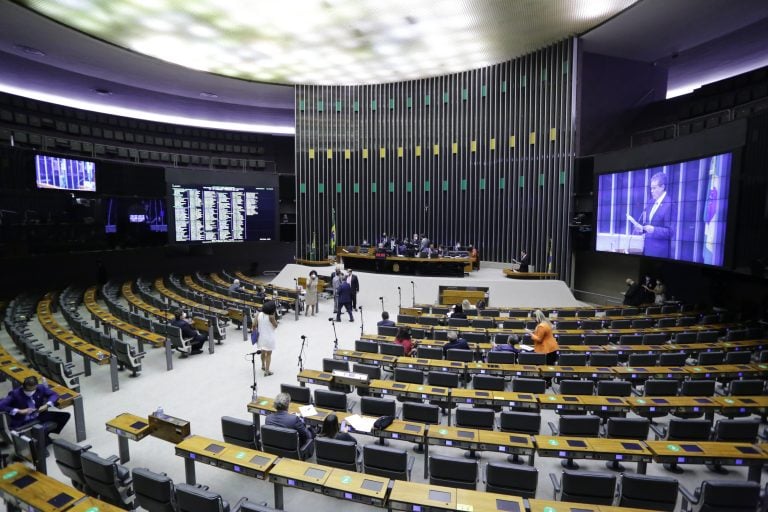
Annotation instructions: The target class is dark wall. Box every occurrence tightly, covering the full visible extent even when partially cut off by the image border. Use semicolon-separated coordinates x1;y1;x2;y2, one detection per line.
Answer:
578;51;668;155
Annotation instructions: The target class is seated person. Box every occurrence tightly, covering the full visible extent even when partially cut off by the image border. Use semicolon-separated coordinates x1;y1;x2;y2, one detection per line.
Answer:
0;376;70;444
360;240;370;249
228;278;242;293
377;311;396;327
476;293;489;310
394;326;417;356
461;299;477;314
254;285;267;300
170;310;207;354
266;392;315;458
449;304;467;319
492;334;520;352
443;330;470;356
319;413;356;444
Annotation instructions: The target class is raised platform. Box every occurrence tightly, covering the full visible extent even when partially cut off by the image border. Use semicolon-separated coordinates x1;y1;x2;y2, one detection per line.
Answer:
338;251;470;277
503;268;558;279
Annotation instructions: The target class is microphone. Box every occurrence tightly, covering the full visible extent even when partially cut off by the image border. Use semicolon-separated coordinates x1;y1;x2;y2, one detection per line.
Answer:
301;335;306;340
397;287;401;290
246;350;262;356
379;297;383;300
328;318;335;322
410;281;414;284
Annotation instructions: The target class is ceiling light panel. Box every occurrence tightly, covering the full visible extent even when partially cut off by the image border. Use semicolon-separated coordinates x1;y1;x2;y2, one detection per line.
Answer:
20;0;638;85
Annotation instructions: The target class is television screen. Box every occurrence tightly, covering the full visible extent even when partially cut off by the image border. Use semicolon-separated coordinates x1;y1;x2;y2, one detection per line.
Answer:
170;184;276;243
105;197;167;234
595;152;732;266
35;154;96;192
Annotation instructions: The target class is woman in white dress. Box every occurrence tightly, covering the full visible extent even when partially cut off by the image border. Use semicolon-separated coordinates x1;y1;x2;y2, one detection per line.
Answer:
257;300;279;376
305;270;319;316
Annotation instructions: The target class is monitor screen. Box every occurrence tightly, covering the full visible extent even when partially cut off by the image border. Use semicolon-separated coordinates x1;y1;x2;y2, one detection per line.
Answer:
595;152;732;266
104;197;167;234
35;154;96;192
170;184;276;243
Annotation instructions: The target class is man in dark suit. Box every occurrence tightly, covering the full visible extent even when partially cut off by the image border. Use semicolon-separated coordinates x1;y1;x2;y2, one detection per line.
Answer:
335;277;354;322
377;311;395;327
170;310;207;354
265;392;314;459
0;376;70;441
639;172;673;258
519;249;530;272
442;330;470;356
348;270;360;310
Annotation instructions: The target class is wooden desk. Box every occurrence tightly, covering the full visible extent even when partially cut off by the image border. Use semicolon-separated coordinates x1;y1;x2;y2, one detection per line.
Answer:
175;435;277;485
535;436;651;473
372;419;426;444
105;412;152;463
398;357;467;373
322;468;390;507
538;365;616;381
450;389;539;410
611;366;688;381
476;430;536;465
684;364;759;380
297;369;334;386
388;480;457;511
334;349;395;366
405;384;450;402
712;395;768;416
465;362;540;377
646;440;768;482
456;489;526;512
0;463;122;512
529;499;601;512
247;397;336;428
503;269;558;279
368;379;412;399
537;394;629;413
268;458;332;510
154;278;229;318
627;396;719;419
338;251;470;277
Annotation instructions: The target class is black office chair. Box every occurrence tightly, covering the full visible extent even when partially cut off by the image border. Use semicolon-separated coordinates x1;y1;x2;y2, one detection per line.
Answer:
583;334;609;345
503;320;525;329
378;325;398;336
314;389;352;412
394;367;424;384
175;483;230;512
427;371;459;412
484;462;538;498
557;353;588;366
728;378;765;396
221;416;258;449
235;499;279;512
656;317;677;328
352;362;380;396
696;331;719;342
550;470;617;506
579;320;603;330
448;317;470;327
52;439;92;492
380;343;405;356
595;380;632;422
446;348;474;362
627;353;658;367
610;319;631;329
677;316;698;327
555;320;580;330
518;352;547;365
323;358;352;393
355;339;379;353
619;334;643;346
455;407;494;458
707;419;760;473
486;350;516;364
499;411;540;463
80;450;135;509
416;346;444;360
658;352;687;366
725;329;748;341
617;473;678;511
694;351;725;366
511;377;547;394
132;467;176;512
402;402;439;452
260;424;314;460
548;415;600;469
315;437;358;471
603;417;650;471
473;374;506;391
651;418;712;473
589;353;619;367
630;319;654;329
642;333;668;345
680;479;761;512
471;319;495;329
362;445;413;481
674;332;698;343
724;351;752;365
479;309;500;317
428;455;477;490
673;380;716;419
360;396;397;417
558;379;594;396
637;379;679;422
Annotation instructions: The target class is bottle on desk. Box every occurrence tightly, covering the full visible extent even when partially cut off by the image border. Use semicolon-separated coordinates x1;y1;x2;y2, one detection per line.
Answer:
155;406;165;419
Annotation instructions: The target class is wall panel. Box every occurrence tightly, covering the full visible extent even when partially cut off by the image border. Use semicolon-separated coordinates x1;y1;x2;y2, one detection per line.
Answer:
296;39;576;282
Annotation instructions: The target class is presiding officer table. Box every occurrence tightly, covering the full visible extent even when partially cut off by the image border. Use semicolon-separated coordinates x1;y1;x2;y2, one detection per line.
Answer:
337;250;471;277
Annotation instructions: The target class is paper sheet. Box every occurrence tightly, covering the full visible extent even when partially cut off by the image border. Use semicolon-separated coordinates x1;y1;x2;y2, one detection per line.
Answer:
344;414;376;433
298;405;318;418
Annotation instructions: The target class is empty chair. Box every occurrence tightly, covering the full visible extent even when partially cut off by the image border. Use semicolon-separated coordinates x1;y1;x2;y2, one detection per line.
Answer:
724;351;752;364
559;379;594;396
580;320;604;330
548;415;601;469
589;353;619;367
674;332;698;343
595;380;632;422
402;402;439;452
352;363;381;396
583;334;609;345
621;308;639;316
471;319;495;329
355;339;379;353
680;480;760;512
112;338;146;376
221;416;257;449
81;450;135;509
362;444;412;481
448;317;470;327
394;367;423;385
280;384;311;405
378;325;398;336
499;410;541;462
638;379;680;420
175;483;229;512
558;353;588;366
503;320;525;329
697;331;719;342
52;439;92;492
617;473;678;511
518;352;547;365
708;419;760;473
484;462;538;498
446;348;474;362
323;358;351;393
657;317;677;328
725;329;748;341
658;352;687;366
661;305;679;314
550;470;617;506
236;500;279;512
486;350;516;364
455;407;494;458
604;417;650;470
132;467;176;512
619;334;643;346
315;437;358;471
416;346;444;360
653;418;712;473
313;389;350;412
695;351;724;365
479;309;500;317
627;353;658;367
610;319;631;329
554;320;580;330
360;396;396;417
642;333;668;345
380;342;405;357
427;371;459;412
677;316;698;327
429;455;477;490
728;379;765;396
260;424;314;460
511;378;547;394
464;332;488;344
472;374;505;391
556;334;584;345
673;380;716;419
630;319;654;328
645;306;662;315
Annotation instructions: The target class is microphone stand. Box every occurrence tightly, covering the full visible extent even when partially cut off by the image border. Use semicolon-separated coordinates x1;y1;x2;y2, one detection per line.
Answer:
379;297;384;313
397;287;402;310
411;280;416;307
294;278;300;320
247;350;260;401
359;306;364;337
329;318;339;351
298;335;308;371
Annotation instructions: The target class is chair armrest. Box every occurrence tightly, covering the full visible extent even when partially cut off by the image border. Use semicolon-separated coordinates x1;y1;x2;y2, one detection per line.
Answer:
547;421;558;435
679;484;699;511
106;455;120;463
407;455;415;479
346;399;357;412
649;423;666;440
548;472;561;499
133;351;147;358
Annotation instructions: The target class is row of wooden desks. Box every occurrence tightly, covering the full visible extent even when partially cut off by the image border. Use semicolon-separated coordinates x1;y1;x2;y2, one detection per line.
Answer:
153;277;229;317
0;463;122;512
0;346;86;442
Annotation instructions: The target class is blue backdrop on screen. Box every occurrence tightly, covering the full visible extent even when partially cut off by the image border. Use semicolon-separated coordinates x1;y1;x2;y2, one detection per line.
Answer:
595;153;731;266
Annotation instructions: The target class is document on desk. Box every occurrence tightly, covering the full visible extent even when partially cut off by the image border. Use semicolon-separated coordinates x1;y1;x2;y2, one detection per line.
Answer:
344;414;376;433
517;344;534;352
298;405;318;418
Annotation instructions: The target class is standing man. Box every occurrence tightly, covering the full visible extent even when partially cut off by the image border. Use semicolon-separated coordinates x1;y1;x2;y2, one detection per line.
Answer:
0;376;70;443
348;270;360;310
518;249;530;273
331;267;343;314
336;276;355;322
638;172;673;258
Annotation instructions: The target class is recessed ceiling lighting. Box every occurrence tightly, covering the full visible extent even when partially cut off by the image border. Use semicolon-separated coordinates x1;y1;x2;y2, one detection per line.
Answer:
14;44;46;57
199;92;219;99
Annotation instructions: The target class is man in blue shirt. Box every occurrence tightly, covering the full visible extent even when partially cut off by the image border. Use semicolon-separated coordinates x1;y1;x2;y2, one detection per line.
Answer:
265;392;315;459
0;376;70;442
377;311;396;327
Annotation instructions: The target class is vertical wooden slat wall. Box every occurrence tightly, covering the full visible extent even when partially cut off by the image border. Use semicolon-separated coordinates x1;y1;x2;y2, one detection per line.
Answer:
296;39;576;282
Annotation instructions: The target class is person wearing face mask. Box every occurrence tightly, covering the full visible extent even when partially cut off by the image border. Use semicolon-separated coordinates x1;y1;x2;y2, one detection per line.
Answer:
0;376;70;442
